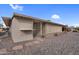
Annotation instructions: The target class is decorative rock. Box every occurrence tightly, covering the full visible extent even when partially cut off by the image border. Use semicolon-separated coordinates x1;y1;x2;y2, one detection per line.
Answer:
39;39;43;42
25;42;33;46
0;40;1;42
33;41;40;44
12;45;23;50
0;49;7;54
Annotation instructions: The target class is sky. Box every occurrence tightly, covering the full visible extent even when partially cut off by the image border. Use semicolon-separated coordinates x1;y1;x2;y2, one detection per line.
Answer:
0;4;79;27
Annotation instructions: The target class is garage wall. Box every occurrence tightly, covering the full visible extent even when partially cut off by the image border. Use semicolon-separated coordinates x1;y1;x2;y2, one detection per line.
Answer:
45;23;62;34
10;17;33;43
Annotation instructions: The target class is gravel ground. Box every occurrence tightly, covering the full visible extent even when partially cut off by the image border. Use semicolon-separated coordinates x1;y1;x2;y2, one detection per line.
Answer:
24;32;79;55
0;32;79;55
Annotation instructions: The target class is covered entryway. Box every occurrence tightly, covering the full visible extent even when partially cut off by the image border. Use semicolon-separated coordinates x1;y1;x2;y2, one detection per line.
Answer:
33;21;40;37
33;21;46;37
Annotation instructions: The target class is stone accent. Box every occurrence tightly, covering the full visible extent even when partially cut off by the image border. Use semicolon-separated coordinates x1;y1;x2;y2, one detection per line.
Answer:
0;49;7;54
12;45;23;50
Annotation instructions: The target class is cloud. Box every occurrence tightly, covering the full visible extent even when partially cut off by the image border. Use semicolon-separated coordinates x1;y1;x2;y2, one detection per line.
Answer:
51;14;60;19
68;24;79;27
73;24;79;27
59;22;66;25
9;4;23;11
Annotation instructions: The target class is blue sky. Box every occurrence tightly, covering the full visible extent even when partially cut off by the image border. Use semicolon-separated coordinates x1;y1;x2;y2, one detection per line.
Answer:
0;4;79;27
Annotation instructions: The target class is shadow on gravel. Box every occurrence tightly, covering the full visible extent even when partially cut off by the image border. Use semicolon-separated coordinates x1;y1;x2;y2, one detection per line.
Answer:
0;32;6;36
0;31;9;39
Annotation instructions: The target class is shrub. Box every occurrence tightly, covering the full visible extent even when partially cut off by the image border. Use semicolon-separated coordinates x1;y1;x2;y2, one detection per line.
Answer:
54;33;58;36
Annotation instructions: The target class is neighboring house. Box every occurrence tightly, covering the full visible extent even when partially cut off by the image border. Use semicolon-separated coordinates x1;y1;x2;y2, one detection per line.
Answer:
0;24;3;32
2;17;12;28
0;28;3;32
69;26;75;32
2;13;66;43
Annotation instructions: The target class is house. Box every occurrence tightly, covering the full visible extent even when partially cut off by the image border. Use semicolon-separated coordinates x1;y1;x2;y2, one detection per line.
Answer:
2;13;66;43
2;17;12;28
0;24;3;32
0;28;3;32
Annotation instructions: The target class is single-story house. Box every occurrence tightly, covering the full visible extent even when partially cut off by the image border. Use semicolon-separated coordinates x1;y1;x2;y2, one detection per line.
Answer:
2;13;66;43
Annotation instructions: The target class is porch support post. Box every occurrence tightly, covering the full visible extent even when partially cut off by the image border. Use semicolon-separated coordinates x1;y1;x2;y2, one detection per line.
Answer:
40;22;43;36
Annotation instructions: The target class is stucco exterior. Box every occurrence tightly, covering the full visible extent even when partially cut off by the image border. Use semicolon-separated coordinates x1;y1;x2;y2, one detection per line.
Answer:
45;23;62;34
10;17;33;42
2;13;66;43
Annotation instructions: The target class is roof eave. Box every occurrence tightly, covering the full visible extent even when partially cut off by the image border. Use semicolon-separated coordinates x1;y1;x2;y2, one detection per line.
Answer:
12;12;66;27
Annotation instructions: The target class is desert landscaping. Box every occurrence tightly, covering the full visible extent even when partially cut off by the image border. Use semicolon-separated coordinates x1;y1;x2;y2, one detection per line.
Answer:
0;32;79;55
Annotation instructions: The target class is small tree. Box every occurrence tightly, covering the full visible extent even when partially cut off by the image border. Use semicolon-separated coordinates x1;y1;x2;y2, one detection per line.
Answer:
47;20;51;22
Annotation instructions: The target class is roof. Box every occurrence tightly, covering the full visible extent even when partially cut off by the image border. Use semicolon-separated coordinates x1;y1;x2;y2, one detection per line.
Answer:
12;12;66;27
2;17;12;27
2;12;66;27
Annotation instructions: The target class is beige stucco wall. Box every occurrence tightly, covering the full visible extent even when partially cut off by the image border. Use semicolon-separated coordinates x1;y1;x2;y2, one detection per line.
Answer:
10;17;33;43
45;23;62;34
18;18;33;30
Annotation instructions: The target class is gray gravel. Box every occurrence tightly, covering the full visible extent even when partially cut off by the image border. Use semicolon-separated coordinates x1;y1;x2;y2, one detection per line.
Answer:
0;32;79;55
25;32;79;55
